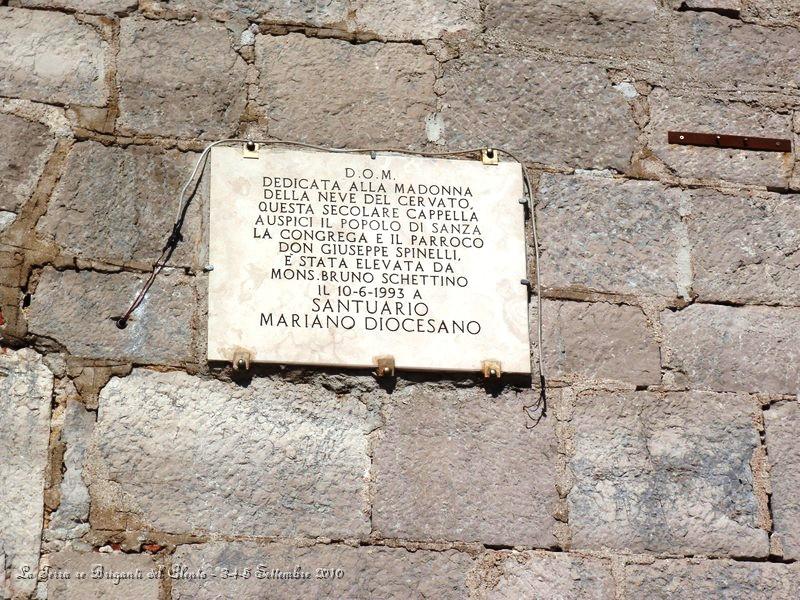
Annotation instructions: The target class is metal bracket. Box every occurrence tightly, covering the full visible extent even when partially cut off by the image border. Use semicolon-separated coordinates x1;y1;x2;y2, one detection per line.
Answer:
374;355;395;378
242;142;260;159
481;148;499;165
482;360;502;379
668;131;791;153
232;349;252;371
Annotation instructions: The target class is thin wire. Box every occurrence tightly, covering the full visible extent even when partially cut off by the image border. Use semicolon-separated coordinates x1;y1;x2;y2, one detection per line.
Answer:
118;139;546;396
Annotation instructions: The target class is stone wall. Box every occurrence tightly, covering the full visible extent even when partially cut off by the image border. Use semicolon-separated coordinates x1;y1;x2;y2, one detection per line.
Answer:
1;0;799;598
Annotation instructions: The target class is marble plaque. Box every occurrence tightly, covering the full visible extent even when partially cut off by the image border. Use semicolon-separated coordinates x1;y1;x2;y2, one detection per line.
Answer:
208;146;531;373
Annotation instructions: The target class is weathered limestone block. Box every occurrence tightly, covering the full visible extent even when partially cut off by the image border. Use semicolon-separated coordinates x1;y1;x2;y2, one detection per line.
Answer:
625;559;800;599
439;56;637;171
537;173;690;298
18;0;137;14
353;0;481;40
140;0;349;26
661;304;800;394
37;142;202;268
372;386;558;546
45;551;160;600
568;391;768;556
539;300;660;385
87;370;373;537
0;113;55;213
688;189;800;305
473;551;615;599
485;0;667;59
0;8;108;106
46;400;94;542
26;268;195;365
676;12;800;89
765;402;800;560
645;88;793;187
256;35;436;147
0;349;53;599
118;18;247;138
171;542;474;599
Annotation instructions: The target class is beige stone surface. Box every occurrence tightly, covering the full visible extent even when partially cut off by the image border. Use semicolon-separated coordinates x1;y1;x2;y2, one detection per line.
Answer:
140;0;349;26
372;385;558;546
661;304;800;394
87;370;374;537
568;391;768;556
439;55;637;171
474;551;615;599
676;12;800;89
0;113;55;213
742;0;800;26
688;189;800;305
118;17;247;138
0;349;53;599
645;88;793;187
26;268;195;365
353;0;481;40
538;300;661;385
537;173;690;298
208;146;530;373
485;0;667;59
256;34;436;147
37;142;202;268
18;0;137;13
45;551;160;600
0;8;108;106
171;542;474;599
764;401;800;560
625;559;800;599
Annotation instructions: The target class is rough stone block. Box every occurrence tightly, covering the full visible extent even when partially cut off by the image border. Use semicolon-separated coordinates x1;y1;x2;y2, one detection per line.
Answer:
539;300;661;385
0;113;55;213
26;268;195;365
537;173;690;298
256;34;436;147
37;142;202;268
0;8;108;106
765;402;800;560
171;541;474;599
353;0;481;40
568;390;768;555
676;12;800;89
688;189;800;305
0;349;53;599
474;551;615;599
46;400;94;542
140;0;349;26
742;1;800;26
18;0;137;14
645;88;793;187
86;370;373;537
118;17;247;138
372;385;558;546
661;304;800;394
625;559;800;599
439;56;637;171
485;0;666;59
45;551;160;600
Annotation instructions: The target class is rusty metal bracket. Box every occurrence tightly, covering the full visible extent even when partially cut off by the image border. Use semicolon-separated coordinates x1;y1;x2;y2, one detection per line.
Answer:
481;148;499;165
482;360;502;379
374;355;395;378
232;348;252;371
668;131;791;153
242;141;260;159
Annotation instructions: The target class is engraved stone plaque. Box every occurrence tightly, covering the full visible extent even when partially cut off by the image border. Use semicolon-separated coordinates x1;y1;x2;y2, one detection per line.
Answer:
207;146;531;373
